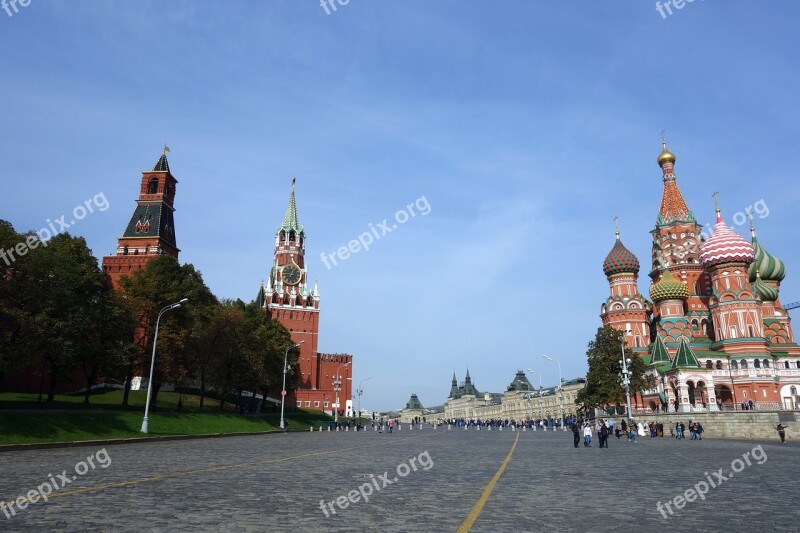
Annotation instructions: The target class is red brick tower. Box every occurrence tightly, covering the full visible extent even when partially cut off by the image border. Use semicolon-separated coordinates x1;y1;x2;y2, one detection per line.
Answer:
102;148;179;287
600;225;652;352
257;179;353;415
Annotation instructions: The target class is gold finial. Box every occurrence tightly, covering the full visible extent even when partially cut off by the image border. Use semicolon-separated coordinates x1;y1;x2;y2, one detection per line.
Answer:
747;209;756;237
613;215;620;239
657;133;676;166
163;144;170;156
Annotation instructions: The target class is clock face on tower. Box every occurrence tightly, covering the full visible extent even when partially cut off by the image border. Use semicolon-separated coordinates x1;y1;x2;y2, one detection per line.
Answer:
281;264;302;286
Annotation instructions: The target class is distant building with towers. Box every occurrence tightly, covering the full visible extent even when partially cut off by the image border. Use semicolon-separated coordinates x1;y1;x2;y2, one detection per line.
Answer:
600;141;800;413
256;180;354;416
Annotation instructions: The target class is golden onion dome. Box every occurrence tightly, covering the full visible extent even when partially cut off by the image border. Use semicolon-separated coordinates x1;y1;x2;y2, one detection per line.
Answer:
657;141;676;166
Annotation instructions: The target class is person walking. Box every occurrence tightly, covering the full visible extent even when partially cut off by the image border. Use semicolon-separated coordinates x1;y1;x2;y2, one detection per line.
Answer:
777;423;788;444
583;423;593;447
572;422;581;448
598;420;609;449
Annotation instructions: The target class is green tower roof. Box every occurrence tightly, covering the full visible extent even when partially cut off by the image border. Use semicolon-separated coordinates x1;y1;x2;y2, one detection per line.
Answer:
671;337;700;369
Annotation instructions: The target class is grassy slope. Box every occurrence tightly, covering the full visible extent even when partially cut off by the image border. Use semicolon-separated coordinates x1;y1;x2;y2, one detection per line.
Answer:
0;390;335;445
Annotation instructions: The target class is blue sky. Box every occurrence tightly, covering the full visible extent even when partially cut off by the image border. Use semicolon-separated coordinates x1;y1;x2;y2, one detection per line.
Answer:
2;1;799;411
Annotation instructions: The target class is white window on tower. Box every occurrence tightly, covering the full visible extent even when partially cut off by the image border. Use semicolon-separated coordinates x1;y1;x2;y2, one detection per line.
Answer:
730;327;737;339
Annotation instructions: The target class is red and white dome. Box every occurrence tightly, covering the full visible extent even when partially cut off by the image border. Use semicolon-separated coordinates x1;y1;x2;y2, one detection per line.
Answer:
699;211;755;268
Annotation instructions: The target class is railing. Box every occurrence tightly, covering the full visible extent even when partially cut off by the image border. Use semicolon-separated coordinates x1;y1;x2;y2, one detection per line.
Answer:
632;402;797;413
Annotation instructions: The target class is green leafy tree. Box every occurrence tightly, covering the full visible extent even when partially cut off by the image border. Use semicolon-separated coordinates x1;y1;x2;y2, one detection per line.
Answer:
119;255;216;409
576;326;648;411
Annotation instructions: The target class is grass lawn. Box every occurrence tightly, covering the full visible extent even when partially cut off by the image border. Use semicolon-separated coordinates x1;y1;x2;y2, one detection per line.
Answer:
0;389;230;411
0;390;335;445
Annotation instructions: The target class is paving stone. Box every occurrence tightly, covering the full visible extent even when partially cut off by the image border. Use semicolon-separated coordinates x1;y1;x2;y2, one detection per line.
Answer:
0;429;797;531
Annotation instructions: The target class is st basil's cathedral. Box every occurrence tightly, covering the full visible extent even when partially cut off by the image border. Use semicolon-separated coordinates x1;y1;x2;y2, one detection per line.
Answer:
600;142;800;412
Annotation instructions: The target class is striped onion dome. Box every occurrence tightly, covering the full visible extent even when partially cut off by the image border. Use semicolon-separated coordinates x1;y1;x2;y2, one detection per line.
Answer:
752;272;779;302
603;232;640;277
650;269;689;302
699;210;755;268
748;228;786;282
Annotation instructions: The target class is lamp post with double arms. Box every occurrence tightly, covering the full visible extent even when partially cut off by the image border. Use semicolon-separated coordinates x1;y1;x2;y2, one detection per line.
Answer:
619;329;633;421
357;376;372;419
280;340;304;432
334;362;351;424
526;368;543;422
542;355;566;430
141;298;189;433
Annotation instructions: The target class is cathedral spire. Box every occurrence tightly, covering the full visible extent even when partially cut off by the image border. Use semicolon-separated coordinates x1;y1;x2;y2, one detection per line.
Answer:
656;140;692;223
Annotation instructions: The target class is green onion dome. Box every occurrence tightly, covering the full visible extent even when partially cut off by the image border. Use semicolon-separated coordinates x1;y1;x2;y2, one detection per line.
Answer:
650;269;689;302
752;272;779;302
603;232;640;277
749;229;786;283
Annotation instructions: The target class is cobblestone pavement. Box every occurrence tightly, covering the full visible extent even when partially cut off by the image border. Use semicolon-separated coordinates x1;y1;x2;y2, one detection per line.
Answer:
0;426;797;532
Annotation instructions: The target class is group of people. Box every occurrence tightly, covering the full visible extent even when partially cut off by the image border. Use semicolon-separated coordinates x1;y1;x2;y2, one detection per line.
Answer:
571;417;709;448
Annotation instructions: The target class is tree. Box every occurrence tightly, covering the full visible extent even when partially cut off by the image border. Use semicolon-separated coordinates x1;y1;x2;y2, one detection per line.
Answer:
119;255;216;409
576;326;648;411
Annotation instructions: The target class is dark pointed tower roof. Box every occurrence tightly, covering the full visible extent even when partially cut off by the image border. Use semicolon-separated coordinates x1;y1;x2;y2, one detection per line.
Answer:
153;146;170;172
449;372;460;399
603;229;640;277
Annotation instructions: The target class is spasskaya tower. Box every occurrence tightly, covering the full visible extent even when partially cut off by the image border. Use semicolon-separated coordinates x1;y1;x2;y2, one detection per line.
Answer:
256;179;353;416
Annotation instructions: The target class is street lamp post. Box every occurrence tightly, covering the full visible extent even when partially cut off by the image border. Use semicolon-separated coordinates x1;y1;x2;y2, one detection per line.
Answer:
141;298;189;433
333;362;351;424
542;355;566;431
357;376;372;419
280;340;304;432
526;369;543;422
619;330;633;421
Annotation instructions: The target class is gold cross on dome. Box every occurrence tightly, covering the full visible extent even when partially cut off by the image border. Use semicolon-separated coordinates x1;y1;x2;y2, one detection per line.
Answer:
712;191;720;210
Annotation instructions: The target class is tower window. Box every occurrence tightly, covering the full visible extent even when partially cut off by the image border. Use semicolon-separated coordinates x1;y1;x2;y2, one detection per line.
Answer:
754;359;761;368
705;360;712;369
148;178;159;194
763;359;770;368
716;360;722;370
741;360;748;369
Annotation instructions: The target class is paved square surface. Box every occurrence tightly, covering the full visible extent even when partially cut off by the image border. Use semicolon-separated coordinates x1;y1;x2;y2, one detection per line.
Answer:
1;427;797;531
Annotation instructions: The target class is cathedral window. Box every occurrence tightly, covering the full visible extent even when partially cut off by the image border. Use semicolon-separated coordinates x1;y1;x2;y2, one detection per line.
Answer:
705;360;713;369
741;360;748;369
289;231;296;242
748;326;754;337
754;359;761;368
796;361;800;369
785;361;790;369
731;360;738;370
763;359;770;368
716;360;722;370
147;178;159;194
